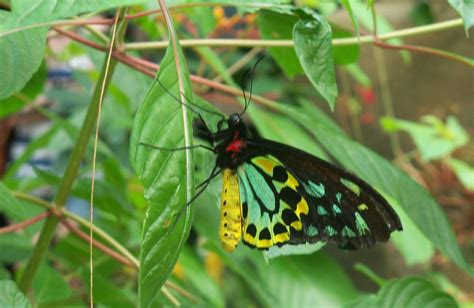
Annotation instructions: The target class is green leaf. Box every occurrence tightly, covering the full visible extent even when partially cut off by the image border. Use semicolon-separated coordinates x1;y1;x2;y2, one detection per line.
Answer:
249;106;329;160
0;181;26;221
448;0;474;33
410;2;435;26
387;196;435;266
0;0;148;99
259;253;360;307
0;14;47;100
294;11;338;110
285;103;473;275
257;9;302;77
381;116;469;161
0;234;33;262
0;280;31;308
0;61;47;118
347;276;458;307
32;264;72;306
446;158;474;190
341;0;360;38
129;31;195;308
178;247;224;307
332;26;360;65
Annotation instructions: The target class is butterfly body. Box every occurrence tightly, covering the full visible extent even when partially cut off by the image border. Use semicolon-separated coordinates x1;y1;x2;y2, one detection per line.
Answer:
214;113;402;252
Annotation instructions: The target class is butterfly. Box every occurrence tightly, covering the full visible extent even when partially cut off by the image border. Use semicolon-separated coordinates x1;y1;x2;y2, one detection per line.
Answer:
202;113;403;253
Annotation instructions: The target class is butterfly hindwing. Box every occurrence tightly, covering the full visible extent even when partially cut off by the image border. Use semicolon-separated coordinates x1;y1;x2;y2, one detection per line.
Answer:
239;139;402;250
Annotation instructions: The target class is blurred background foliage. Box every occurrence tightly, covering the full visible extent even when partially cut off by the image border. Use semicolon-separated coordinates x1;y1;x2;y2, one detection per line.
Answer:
0;0;473;307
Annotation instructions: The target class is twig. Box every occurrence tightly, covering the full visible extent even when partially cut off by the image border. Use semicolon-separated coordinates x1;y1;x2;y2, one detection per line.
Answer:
60;217;135;268
373;39;474;69
166;281;201;304
123;19;464;50
0;212;50;235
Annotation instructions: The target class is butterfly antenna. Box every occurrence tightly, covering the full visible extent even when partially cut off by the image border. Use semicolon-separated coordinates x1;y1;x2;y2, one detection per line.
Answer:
239;55;265;117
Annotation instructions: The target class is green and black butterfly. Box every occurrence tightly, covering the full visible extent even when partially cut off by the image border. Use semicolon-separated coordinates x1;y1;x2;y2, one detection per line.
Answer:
204;112;402;252
147;61;403;253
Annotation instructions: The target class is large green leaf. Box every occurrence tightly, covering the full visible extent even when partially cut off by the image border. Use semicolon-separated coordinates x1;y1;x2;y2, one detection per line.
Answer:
129;30;195;308
347;276;457;307
293;10;338;110
32;264;72;306
283;102;473;275
0;0;148;99
0;280;31;308
0;61;47;118
449;0;474;33
258;253;360;307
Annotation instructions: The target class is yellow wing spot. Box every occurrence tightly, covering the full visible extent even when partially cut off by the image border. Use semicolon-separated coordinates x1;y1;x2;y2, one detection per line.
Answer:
252;157;277;175
274;233;290;244
256;239;273;249
243;232;256;246
219;169;242;252
358;203;369;211
286;173;299;190
291;220;302;231
296;198;309;216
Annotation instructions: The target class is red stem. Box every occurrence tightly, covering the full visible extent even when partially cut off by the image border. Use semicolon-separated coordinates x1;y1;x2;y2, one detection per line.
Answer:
0;212;50;235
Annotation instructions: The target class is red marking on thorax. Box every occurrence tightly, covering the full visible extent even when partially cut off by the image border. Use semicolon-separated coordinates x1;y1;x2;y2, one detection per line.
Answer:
225;131;246;153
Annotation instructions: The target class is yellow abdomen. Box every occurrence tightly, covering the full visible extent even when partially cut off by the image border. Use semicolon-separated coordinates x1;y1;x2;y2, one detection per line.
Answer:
219;169;242;252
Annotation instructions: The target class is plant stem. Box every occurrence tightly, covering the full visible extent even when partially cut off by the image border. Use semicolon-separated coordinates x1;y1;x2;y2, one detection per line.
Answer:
12;191;141;269
0;212;50;235
123;18;464;50
17;10;126;293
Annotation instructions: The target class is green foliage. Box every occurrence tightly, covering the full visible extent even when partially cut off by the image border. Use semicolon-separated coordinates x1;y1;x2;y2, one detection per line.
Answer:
381;116;469;161
0;1;472;307
293;9;338;110
347;276;457;307
0;280;31;308
448;0;474;33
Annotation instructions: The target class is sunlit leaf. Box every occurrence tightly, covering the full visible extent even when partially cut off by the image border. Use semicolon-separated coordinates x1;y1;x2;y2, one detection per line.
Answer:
446;158;474;190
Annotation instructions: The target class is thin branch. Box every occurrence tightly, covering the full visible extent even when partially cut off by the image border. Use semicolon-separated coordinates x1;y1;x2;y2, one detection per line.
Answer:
12;191;140;268
166;281;201;304
0;212;50;235
123;19;464;51
60;217;135;268
373;39;474;68
161;286;180;306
